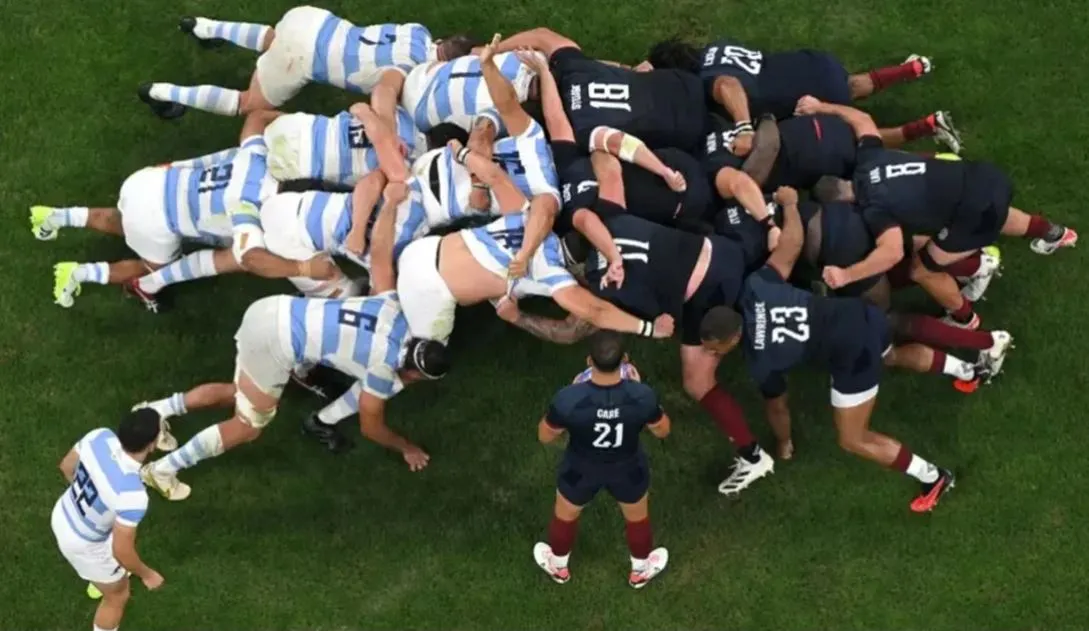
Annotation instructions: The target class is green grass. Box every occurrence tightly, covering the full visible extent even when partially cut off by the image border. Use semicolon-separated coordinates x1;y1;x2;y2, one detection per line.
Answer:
3;0;1089;629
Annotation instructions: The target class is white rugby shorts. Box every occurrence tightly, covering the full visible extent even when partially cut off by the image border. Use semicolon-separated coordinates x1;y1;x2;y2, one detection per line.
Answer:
396;235;456;342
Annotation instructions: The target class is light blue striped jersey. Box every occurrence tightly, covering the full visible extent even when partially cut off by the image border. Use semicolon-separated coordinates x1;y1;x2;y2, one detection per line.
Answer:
491;120;560;205
297;179;429;266
165;136;278;241
406;52;535;132
573;362;639;384
461;214;577;298
266;108;427;188
309;13;434;94
54;429;148;543
287;290;410;399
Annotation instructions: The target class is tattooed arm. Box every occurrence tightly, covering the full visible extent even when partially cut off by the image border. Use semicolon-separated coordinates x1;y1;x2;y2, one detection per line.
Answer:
496;297;598;344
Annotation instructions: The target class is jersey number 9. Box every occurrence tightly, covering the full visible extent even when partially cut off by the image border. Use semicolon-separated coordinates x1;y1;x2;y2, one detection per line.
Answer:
338;308;378;332
769;306;810;343
70;462;100;517
198;164;234;194
588;82;632;112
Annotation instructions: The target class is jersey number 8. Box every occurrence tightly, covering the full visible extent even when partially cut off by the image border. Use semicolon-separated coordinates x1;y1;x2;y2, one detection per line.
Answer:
70;462;100;517
769;306;809;343
588;82;632;112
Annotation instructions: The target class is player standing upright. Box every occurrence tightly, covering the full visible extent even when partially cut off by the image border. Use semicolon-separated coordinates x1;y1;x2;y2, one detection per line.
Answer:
139;8;474;123
51;410;164;631
533;332;670;588
493;28;708;153
646;37;933;157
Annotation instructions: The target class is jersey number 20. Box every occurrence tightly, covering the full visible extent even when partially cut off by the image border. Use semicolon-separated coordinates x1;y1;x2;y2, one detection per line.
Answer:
592;422;625;448
588;82;631;112
769;306;809;343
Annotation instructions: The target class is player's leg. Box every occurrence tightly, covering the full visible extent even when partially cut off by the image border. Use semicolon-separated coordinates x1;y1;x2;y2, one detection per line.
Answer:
1000;205;1078;254
882;343;977;382
848;54;932;99
30;206;123;241
90;575;131;631
534;460;590;584
141;298;291;500
877;111;962;154
911;242;980;328
132;247;242;296
51;259;151;309
178;15;274;52
133;382;237;451
679;344;773;496
613;456;668;589
302;382;363;453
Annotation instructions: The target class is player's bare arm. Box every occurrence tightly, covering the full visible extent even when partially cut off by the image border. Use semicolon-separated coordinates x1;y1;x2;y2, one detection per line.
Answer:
350;102;409;182
511;196;561;278
494;27;579;55
358;391;428;470
537;417;565;444
112;523;162;589
796;96;880;140
229;204;338;281
372;69;407;131
345;170;388;256
58;448;79;482
647;412;672;438
498;298;599;344
742;115;781;186
572;209;624;286
552;285;674;339
451;140;528;213
713;75;754;154
766;186;803;280
830;226;905;287
480;34;533;136
368;181;408;295
715;167;771;222
518;49;574;142
590;126;685;192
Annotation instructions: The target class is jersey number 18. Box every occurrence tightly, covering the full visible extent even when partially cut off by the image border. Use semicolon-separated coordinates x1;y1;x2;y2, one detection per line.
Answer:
588;82;631;112
592;422;625;448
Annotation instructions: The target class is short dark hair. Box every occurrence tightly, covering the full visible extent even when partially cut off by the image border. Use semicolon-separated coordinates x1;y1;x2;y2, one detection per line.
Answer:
404;338;450;379
647;38;701;73
588;330;625;372
118;407;161;453
439;34;479;60
426;122;470;149
700;306;744;342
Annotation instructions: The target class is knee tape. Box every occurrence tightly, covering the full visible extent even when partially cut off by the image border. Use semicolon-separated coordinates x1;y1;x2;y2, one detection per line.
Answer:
235;390;277;429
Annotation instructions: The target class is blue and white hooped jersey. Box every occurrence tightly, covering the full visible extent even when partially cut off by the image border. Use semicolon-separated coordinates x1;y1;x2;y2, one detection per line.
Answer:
165;136;279;241
407;52;533;132
288;108;426;187
461;214;577;298
414;148;480;230
491;120;560;206
298;179;429;265
573;362;639;384
54;429;149;543
310;15;434;94
286;290;410;399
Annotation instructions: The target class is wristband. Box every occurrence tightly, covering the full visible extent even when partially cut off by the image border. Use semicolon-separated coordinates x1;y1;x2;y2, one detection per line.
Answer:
472;183;489;190
733;120;754;134
455;146;471;164
639;320;655;337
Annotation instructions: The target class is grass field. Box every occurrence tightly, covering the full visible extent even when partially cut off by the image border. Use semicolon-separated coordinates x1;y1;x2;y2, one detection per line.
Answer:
4;0;1089;629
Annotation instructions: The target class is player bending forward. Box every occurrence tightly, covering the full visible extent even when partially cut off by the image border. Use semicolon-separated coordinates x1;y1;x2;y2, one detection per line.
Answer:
140;7;474;124
699;192;969;512
534;332;670;588
139;192;449;500
52;409;164;631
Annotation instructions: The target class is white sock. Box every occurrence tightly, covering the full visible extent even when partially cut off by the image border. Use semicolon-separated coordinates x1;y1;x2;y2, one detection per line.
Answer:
193;17;271;52
942;354;976;381
137;249;219;294
149;83;240;116
316;383;363;426
50;206;88;228
147;393;187;420
153;424;224;476
552;552;570;569
72;263;110;285
905;454;940;484
93;625;117;631
630;556;648;572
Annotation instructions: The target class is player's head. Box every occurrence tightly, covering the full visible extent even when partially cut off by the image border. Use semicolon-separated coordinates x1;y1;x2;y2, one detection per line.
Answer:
436;35;479;61
647;38;701;73
587;330;625;373
699;306;744;355
401;338;451;382
427;123;470;149
117;407;163;460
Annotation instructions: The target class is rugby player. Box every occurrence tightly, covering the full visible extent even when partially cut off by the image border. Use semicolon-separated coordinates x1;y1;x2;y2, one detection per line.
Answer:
139;184;450;500
646;36;932;156
699;188;963;512
533;332;670;588
704;109;963;196
33;112;337;312
139;8;474;126
493;28;708;153
52;409;164;631
504;206;776;497
797;96;1077;329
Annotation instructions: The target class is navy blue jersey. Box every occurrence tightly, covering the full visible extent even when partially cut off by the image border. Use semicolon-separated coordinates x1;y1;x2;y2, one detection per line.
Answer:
699;40;850;121
552;140;599;236
712;195;775;272
546;380;663;462
853;137;968;237
584;213;704;322
740;265;842;394
774;114;857;190
552;47;706;152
